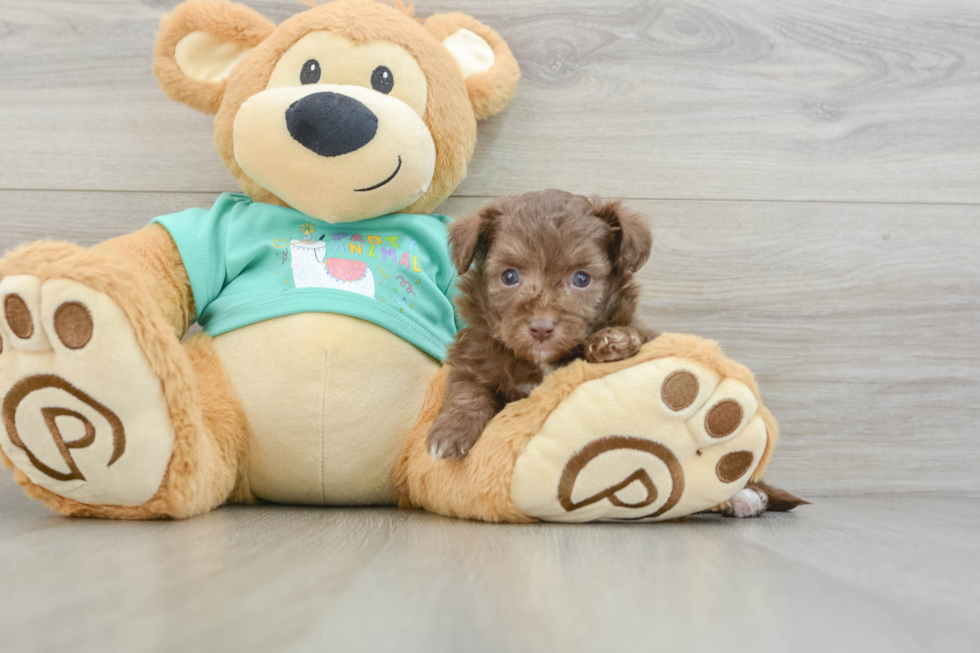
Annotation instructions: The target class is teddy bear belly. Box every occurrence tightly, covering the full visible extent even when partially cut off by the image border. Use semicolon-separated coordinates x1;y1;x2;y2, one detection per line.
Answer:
211;312;440;505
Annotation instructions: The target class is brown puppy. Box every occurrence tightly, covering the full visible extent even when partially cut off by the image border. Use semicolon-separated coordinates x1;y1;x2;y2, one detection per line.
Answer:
427;189;658;459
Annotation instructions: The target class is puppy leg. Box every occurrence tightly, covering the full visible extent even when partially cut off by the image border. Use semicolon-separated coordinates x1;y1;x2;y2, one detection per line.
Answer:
720;481;809;518
426;373;497;460
722;486;769;518
585;326;645;363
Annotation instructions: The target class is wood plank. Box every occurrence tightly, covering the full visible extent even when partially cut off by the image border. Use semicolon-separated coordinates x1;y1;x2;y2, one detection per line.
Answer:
1;190;978;497
0;479;978;652
1;1;979;202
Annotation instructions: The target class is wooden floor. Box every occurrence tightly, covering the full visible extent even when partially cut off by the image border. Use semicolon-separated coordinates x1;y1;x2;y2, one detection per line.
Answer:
1;475;978;653
1;0;979;651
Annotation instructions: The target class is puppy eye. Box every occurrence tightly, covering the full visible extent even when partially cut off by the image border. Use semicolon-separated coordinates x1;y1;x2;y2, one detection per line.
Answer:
572;271;591;288
501;269;520;286
301;59;321;85
371;66;394;94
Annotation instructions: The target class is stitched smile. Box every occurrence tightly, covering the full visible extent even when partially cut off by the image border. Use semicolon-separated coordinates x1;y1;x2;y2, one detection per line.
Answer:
354;156;402;192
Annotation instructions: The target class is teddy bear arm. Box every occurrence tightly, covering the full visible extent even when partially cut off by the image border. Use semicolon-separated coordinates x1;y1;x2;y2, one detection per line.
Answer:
88;224;195;338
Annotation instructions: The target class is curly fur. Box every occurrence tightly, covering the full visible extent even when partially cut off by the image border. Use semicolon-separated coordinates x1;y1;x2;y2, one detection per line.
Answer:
425;190;658;459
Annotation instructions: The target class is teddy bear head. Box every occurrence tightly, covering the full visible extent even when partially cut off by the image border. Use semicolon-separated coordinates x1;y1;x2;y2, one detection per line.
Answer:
153;0;519;222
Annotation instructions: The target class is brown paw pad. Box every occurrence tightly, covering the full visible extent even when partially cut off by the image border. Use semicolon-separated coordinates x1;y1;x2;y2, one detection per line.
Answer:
53;301;93;350
706;400;744;438
4;294;33;339
715;450;755;483
661;370;699;411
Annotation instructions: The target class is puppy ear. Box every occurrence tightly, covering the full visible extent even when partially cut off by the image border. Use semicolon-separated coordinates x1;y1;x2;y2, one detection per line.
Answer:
424;14;521;120
591;199;653;273
450;205;501;275
153;0;275;115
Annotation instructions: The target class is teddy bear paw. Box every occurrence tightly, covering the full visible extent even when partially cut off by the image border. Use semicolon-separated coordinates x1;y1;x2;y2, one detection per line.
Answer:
510;356;769;522
0;275;175;506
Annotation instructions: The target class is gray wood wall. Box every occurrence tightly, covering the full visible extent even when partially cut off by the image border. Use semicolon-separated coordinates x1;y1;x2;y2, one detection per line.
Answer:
1;0;978;497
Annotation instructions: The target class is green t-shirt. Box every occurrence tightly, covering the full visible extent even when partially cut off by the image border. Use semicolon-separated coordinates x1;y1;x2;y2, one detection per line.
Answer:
152;193;458;361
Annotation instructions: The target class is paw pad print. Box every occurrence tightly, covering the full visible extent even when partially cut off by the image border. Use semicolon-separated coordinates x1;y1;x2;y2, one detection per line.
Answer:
511;356;769;522
0;275;175;506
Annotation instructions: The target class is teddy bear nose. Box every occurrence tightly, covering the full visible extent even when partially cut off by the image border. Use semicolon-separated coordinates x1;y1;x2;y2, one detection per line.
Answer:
529;319;557;342
285;92;379;157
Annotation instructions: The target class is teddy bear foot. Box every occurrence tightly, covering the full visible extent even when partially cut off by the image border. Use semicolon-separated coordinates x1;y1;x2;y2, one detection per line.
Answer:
510;355;769;522
0;274;176;508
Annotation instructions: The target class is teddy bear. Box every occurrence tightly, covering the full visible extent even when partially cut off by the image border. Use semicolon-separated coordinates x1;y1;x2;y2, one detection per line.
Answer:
0;0;786;522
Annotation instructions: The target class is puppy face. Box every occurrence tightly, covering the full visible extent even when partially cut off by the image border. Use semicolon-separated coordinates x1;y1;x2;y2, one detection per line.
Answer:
451;190;653;364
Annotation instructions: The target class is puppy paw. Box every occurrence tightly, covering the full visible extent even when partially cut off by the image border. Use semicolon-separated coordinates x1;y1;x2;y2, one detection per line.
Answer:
722;487;769;518
584;326;643;363
426;418;483;460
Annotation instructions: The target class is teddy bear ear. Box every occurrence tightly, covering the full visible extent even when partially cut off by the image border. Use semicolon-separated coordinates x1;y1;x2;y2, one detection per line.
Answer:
153;0;275;115
424;13;521;121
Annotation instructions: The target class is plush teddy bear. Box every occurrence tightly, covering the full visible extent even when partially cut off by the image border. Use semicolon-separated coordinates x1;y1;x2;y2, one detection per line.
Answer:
0;0;785;522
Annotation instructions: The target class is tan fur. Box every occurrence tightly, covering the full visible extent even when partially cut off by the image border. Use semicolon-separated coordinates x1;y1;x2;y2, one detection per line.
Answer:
301;0;418;18
422;13;521;121
2;0;521;519
212;312;440;505
156;0;520;215
154;0;276;114
395;332;778;522
90;224;195;337
184;334;255;505
1;1;783;521
0;231;250;518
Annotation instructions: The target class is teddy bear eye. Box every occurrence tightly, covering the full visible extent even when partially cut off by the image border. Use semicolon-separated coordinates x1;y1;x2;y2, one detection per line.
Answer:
371;66;394;94
572;271;591;288
300;59;321;85
501;269;520;286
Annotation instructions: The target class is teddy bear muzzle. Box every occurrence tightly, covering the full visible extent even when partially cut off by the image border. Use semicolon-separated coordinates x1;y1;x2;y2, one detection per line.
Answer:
232;83;436;224
285;91;379;158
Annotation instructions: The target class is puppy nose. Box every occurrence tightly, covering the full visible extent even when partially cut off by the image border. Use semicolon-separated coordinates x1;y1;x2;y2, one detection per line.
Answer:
529;319;557;342
286;92;379;157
